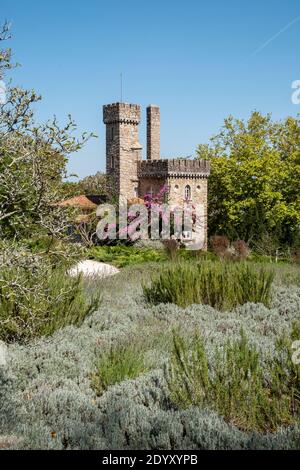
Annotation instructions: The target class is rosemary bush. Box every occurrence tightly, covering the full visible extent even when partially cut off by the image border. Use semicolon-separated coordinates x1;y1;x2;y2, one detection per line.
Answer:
91;340;149;395
167;328;300;432
0;263;299;449
143;261;274;310
0;255;100;343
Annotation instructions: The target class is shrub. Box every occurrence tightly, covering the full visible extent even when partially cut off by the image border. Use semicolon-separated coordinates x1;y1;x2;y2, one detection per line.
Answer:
88;243;217;267
143;261;274;310
0;368;19;433
134;239;164;250
210;235;230;259
252;233;281;259
232;240;250;260
293;248;300;265
162;238;180;261
0;238;84;271
0;257;100;343
167;330;299;432
274;264;300;287
91;340;149;395
1;262;300;450
270;321;300;414
88;245;166;268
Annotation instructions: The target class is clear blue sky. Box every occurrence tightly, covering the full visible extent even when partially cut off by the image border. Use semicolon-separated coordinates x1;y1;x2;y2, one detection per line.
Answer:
1;0;300;178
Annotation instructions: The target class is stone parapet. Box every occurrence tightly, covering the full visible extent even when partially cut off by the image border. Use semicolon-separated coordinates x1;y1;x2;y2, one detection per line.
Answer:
137;159;210;178
103;103;141;125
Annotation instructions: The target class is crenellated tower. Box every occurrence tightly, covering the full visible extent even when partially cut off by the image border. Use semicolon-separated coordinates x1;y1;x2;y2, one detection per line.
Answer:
103;102;142;200
102;101;210;248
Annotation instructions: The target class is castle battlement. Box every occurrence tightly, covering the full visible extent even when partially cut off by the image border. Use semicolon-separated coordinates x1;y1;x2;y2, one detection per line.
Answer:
103;102;141;125
103;100;210;247
137;158;210;178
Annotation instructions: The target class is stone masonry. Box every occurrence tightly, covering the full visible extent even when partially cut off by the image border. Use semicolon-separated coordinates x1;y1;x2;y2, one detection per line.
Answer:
147;105;160;160
103;103;142;199
103;102;210;246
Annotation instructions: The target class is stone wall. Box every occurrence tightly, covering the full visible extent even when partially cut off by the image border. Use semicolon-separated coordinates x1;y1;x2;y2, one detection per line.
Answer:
103;101;209;248
138;175;208;248
139;177;168;199
138;159;210;178
103;103;142;200
103;102;141;125
167;177;207;207
147;105;160;161
167;177;208;248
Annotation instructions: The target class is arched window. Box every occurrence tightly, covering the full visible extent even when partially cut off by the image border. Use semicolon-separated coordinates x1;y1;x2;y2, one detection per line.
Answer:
184;184;191;200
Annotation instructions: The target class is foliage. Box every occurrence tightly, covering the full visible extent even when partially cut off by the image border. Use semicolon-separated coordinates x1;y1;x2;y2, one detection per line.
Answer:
61;172;108;199
87;245;167;267
0;245;100;343
251;232;281;258
167;330;300;432
134;238;165;250
0;22;14;77
271;321;300;412
0;24;94;239
276;265;300;287
0;262;300;449
210;235;230;259
162;238;180;261
143;261;274;310
91;340;149;396
293;248;300;265
0;24;97;345
87;244;216;267
197;112;300;246
0;367;17;433
79;172;107;196
210;236;250;261
232;240;250;260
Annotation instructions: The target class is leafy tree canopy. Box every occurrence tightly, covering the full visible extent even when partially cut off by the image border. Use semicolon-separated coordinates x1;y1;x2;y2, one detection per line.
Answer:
62;171;108;199
197;111;300;246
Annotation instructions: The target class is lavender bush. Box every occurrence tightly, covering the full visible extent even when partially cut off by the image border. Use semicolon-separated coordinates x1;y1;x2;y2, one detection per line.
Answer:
0;262;299;449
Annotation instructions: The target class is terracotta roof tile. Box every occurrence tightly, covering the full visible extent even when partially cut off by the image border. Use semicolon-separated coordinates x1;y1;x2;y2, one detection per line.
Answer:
55;195;104;210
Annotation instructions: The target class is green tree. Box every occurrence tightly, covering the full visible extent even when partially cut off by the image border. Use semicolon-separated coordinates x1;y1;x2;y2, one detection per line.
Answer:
61;171;108;199
197;111;300;246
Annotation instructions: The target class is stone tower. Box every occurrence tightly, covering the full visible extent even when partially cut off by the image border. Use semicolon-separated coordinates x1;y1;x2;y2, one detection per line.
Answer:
147;105;160;160
103;103;142;200
102;101;210;249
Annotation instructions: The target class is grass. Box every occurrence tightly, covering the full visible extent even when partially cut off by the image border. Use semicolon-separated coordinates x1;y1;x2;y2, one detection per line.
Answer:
91;340;149;395
276;265;300;287
168;328;300;432
143;261;275;310
90;325;174;396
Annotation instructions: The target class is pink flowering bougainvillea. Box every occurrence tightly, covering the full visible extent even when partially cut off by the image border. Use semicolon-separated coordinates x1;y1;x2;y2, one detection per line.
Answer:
96;184;203;244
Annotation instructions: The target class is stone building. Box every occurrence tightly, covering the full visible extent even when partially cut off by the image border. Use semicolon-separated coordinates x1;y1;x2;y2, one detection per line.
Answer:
103;102;210;244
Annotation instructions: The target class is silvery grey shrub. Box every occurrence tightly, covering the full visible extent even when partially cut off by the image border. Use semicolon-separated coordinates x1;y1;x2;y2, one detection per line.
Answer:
0;265;300;449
